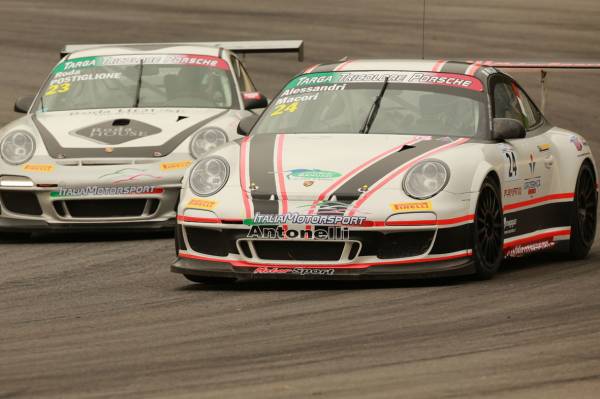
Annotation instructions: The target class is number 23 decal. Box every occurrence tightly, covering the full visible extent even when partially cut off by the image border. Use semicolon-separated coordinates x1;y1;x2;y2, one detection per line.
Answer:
504;150;518;179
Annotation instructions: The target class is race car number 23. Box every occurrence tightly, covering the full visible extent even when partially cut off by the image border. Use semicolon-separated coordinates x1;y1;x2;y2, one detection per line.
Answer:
271;101;299;117
45;83;71;96
504;150;518;179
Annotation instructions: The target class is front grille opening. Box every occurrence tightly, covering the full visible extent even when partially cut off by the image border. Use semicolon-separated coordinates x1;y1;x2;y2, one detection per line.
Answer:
53;201;66;217
0;191;42;215
65;199;147;218
348;242;361;260
186;227;241;256
239;240;253;258
253;241;345;261
148;199;160;215
376;231;435;259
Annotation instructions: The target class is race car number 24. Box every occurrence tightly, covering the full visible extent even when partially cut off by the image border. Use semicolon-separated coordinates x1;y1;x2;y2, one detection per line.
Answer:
271;101;299;117
505;150;518;179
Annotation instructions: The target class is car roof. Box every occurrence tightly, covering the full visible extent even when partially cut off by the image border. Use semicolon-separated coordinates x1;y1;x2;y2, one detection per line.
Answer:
64;44;225;60
303;59;499;78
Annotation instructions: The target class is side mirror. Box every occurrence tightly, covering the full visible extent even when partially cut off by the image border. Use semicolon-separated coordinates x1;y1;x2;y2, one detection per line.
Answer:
14;95;35;113
237;115;260;136
242;92;268;110
492;118;526;140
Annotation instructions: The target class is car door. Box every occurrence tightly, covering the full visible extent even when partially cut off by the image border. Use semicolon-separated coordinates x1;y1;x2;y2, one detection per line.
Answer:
491;76;554;237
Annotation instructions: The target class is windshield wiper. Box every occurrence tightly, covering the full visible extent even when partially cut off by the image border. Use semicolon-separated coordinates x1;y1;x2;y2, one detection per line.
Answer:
359;77;389;134
134;59;144;108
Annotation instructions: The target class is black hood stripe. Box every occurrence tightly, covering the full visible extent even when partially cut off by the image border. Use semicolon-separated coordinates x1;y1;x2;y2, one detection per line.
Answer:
248;134;279;215
322;139;448;208
439;61;471;75
31;110;228;159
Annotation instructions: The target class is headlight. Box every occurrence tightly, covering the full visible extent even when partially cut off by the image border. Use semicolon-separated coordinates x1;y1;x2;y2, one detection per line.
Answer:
190;127;228;158
0;130;35;165
403;160;449;199
189;156;229;196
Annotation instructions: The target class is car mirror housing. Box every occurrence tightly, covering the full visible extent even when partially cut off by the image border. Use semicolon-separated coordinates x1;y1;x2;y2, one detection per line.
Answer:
492;118;526;140
14;95;35;113
242;92;268;110
237;114;260;136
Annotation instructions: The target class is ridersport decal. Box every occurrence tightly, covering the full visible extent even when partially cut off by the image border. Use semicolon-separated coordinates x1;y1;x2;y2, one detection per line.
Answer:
285;71;484;91
243;212;366;226
253;267;335;276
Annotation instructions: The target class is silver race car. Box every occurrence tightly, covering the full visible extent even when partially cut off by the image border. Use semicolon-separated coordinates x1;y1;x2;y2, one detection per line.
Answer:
0;40;303;233
172;59;598;282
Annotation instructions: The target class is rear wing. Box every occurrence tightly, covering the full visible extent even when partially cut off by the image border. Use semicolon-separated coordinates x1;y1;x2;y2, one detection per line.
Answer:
464;60;600;112
60;40;304;61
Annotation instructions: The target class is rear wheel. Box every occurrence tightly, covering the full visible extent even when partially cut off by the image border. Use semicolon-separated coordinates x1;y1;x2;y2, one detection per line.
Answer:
183;274;237;284
472;177;504;279
569;162;597;259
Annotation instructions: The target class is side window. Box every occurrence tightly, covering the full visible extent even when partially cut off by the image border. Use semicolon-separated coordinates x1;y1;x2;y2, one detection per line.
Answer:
231;57;257;93
513;83;542;129
493;81;527;127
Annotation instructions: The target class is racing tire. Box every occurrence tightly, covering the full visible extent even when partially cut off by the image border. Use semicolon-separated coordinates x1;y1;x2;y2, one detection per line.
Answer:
183;274;237;284
569;161;597;259
472;176;504;279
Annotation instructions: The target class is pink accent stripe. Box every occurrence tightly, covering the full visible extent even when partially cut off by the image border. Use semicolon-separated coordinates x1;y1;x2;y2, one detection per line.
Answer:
503;193;574;212
503;229;571;249
465;60;482;76
306;136;425;215
348;138;470;216
179;250;472;269
334;60;353;71
239;136;252;219
275;134;288;215
432;60;446;72
303;64;319;74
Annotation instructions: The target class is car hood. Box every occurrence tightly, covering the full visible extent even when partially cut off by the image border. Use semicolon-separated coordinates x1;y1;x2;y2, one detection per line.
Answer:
239;133;467;201
32;107;228;149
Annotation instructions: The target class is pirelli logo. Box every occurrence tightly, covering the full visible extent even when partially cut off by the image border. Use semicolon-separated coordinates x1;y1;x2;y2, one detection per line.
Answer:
187;198;218;210
23;164;54;173
390;201;432;212
160;160;192;171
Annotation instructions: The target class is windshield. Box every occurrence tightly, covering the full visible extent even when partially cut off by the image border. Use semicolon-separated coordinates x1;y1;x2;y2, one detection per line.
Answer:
253;71;487;137
37;54;237;112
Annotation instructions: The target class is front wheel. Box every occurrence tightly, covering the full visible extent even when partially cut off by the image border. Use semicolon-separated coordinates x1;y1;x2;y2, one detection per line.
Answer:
472;177;504;279
569;162;597;259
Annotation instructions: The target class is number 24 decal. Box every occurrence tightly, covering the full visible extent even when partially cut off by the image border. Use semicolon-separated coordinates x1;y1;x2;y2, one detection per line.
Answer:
271;101;299;117
505;151;518;178
45;83;71;96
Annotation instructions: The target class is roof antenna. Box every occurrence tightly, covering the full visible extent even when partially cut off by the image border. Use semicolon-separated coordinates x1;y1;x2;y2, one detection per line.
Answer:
421;0;427;59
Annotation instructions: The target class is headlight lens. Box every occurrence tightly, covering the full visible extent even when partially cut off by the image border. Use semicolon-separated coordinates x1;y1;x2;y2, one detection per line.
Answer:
189;156;229;196
0;130;35;165
403;160;449;199
190;127;228;158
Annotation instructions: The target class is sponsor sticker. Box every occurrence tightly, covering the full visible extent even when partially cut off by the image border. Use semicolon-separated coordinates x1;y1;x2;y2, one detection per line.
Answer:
160;160;192;171
504;217;517;234
389;201;432;212
285;71;484;91
505;240;555;258
503;187;522;197
523;178;541;195
23;164;54;173
247;225;349;240
284;168;341;180
187;198;218;210
537;143;551;152
570;136;583;151
50;185;162;198
244;212;366;226
253;267;335;276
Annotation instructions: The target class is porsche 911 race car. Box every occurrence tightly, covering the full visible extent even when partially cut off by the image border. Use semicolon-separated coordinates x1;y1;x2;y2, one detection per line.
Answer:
0;40;303;233
171;59;598;282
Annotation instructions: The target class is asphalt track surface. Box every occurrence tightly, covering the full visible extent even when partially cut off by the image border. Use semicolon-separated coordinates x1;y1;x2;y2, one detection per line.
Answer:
2;1;600;398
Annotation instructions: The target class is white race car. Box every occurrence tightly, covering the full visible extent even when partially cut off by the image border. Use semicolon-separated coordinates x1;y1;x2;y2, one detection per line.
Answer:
0;40;303;233
172;59;598;282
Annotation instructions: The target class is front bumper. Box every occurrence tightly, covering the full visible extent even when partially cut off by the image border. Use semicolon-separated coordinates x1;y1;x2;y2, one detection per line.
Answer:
0;184;181;232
